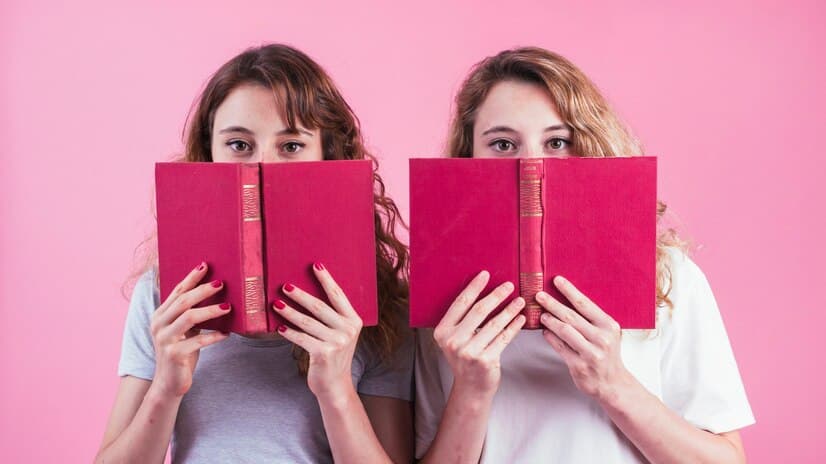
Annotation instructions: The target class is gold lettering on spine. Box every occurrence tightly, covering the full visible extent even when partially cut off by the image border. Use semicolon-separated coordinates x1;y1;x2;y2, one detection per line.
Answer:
519;159;545;328
244;276;264;314
242;184;261;222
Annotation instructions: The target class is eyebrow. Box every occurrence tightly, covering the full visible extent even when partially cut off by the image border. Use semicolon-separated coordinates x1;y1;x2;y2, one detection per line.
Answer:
481;124;570;136
218;126;314;137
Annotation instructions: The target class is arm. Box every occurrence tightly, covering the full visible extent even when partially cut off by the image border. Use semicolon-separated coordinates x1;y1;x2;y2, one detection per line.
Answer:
275;263;398;464
362;395;414;464
537;275;746;464
95;377;180;464
418;271;525;464
96;262;230;463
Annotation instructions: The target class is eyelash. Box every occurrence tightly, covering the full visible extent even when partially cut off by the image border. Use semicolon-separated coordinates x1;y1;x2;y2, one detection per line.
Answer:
225;140;306;155
227;139;253;154
488;137;571;153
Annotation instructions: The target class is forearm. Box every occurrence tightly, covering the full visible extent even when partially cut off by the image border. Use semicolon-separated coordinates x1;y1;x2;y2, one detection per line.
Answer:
600;374;744;464
95;384;181;464
316;385;394;464
420;382;494;464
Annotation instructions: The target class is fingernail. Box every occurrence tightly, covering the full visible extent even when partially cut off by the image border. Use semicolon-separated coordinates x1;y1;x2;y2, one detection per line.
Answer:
536;291;547;301
555;276;565;284
541;313;549;321
196;262;206;272
277;325;287;333
273;299;286;310
219;302;231;310
211;280;222;288
516;297;525;307
283;283;295;292
504;281;514;291
313;262;325;271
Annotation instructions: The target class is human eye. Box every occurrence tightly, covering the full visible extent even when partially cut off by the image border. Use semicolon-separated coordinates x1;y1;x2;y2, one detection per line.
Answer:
226;139;253;153
545;137;571;151
281;141;305;154
489;138;518;153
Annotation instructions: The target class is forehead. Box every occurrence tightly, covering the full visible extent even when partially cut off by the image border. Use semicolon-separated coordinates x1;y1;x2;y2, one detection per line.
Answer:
474;80;564;132
213;83;289;130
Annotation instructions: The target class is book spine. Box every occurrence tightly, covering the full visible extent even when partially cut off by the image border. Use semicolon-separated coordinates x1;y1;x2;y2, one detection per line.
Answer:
519;159;545;329
240;164;267;334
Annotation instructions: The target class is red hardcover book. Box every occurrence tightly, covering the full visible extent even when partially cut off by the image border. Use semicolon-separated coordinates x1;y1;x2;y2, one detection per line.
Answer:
155;160;378;335
409;157;657;329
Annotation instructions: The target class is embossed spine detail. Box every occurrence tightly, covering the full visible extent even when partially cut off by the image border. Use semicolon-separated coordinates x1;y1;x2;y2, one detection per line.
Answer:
244;276;265;314
240;164;267;333
242;183;261;222
519;159;545;329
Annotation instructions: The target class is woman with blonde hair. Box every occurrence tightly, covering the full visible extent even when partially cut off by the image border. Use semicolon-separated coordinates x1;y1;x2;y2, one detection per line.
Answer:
415;47;754;463
96;44;413;463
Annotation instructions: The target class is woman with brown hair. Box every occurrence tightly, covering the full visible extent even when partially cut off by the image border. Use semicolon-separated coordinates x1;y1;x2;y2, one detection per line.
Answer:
415;47;754;463
96;44;413;463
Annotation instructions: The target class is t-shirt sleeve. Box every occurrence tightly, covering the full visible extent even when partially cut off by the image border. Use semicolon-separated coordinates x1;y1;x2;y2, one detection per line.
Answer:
356;322;415;402
413;328;447;460
117;270;160;380
660;253;755;434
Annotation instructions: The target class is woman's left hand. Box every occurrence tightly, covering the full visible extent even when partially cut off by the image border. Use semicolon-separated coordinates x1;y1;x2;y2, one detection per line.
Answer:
273;262;362;400
537;275;634;404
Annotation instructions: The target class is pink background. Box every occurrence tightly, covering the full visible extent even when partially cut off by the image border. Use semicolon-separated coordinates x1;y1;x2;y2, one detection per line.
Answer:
2;1;824;461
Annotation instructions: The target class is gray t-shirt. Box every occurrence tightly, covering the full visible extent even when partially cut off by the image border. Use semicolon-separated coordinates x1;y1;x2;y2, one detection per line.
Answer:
118;270;414;463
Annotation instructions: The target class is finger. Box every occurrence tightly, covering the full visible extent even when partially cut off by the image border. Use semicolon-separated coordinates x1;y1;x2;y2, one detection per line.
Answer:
440;270;490;327
453;280;515;341
162;303;232;340
484;314;526;358
536;291;602;344
466;297;525;350
540;313;600;360
311;262;359;320
552;276;615;329
157;261;209;316
276;324;325;354
281;282;347;330
273;298;337;341
157;279;226;328
542;329;579;364
175;330;230;355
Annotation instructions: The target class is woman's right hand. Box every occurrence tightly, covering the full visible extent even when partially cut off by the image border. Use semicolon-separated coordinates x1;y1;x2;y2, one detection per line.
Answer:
149;262;230;399
433;270;526;395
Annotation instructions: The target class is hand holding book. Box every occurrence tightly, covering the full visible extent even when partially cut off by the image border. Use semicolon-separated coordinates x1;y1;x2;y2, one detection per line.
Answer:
537;275;634;404
148;262;230;400
432;270;526;396
274;262;364;400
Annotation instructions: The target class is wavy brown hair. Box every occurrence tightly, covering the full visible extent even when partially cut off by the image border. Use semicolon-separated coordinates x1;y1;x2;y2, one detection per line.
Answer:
128;44;409;372
447;47;685;309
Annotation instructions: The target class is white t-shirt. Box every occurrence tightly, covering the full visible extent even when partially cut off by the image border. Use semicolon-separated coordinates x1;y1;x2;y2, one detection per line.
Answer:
414;249;755;463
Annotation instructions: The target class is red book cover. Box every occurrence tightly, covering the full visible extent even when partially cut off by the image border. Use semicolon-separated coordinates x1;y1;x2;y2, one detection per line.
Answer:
155;160;378;335
409;157;657;329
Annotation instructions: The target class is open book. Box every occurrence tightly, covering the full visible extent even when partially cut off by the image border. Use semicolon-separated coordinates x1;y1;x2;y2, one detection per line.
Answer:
155;160;378;335
409;157;657;329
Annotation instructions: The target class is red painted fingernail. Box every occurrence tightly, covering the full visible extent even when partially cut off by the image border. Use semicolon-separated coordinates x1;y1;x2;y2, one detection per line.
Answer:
273;299;286;310
277;325;287;333
219;302;230;310
196;262;206;272
211;280;222;288
313;262;325;271
284;283;295;292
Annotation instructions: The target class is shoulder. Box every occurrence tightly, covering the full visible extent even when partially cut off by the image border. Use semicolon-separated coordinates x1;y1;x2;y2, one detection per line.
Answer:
126;267;161;321
660;247;712;309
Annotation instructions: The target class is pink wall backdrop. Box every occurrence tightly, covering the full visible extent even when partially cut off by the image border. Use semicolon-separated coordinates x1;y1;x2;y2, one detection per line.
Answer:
2;0;824;461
